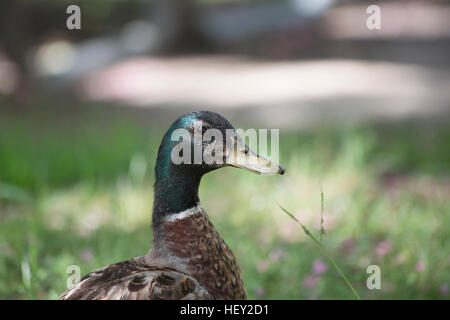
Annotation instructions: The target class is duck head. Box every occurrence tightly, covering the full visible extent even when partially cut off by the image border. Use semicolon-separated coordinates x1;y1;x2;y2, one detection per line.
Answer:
152;111;285;226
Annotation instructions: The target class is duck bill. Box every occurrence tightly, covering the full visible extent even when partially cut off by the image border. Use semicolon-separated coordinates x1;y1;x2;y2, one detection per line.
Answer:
225;135;285;175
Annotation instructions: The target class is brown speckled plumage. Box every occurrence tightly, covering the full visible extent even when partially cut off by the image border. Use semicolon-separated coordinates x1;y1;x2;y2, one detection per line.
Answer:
59;258;213;300
154;208;246;299
59;206;245;300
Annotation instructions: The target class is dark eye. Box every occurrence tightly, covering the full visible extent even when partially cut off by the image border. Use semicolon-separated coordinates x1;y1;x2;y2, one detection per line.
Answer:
202;126;208;134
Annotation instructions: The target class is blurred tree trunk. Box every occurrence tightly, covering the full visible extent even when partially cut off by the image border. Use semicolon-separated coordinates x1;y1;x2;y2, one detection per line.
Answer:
155;0;207;53
0;1;33;74
0;0;38;102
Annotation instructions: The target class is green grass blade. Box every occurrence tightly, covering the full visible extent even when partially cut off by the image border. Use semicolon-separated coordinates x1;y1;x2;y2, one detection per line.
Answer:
278;204;361;300
320;185;325;243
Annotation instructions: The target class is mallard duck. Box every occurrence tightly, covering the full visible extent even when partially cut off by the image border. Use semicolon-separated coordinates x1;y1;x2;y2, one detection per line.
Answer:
59;111;284;300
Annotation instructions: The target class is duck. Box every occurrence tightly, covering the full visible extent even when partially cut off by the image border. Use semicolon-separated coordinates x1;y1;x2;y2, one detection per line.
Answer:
59;111;285;300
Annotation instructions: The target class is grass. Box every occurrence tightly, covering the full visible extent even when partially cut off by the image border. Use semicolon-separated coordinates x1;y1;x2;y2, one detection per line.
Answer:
0;105;449;299
278;203;361;300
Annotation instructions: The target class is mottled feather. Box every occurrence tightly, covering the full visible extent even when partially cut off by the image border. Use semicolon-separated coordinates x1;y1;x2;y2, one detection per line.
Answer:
59;207;245;300
59;257;212;300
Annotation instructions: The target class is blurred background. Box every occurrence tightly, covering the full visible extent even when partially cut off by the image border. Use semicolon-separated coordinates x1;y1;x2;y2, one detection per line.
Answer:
0;0;449;299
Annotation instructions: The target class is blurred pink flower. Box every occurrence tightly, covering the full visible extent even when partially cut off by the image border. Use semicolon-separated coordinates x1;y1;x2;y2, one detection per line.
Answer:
269;248;284;262
340;238;355;254
256;260;270;273
312;259;328;275
79;248;94;264
415;260;426;272
376;240;392;257
440;284;448;296
302;275;319;289
254;287;266;298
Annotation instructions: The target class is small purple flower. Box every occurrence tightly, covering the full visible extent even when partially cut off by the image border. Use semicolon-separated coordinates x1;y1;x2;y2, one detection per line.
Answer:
340;238;355;254
415;260;426;272
269;248;284;262
79;248;94;264
254;287;266;298
312;259;328;275
440;284;448;296
376;240;391;257
256;260;269;273
303;275;319;289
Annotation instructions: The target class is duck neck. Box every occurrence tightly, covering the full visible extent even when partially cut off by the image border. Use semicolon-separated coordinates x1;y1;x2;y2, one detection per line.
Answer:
152;165;202;229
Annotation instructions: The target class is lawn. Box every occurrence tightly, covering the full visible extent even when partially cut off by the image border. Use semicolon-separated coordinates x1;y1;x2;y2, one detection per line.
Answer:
0;102;449;299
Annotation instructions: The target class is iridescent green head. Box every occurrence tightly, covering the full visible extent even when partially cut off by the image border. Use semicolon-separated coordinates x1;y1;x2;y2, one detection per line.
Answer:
152;111;285;227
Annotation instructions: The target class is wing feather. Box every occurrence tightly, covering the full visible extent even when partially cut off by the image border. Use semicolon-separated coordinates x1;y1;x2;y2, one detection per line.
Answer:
59;258;213;300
